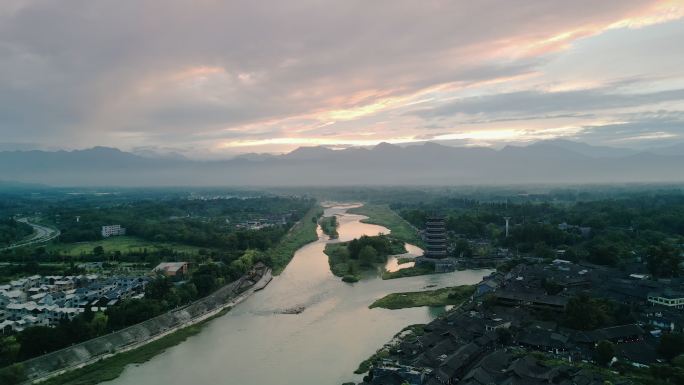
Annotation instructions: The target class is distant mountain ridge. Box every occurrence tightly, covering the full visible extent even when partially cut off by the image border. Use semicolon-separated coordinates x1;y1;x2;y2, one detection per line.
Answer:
1;141;683;186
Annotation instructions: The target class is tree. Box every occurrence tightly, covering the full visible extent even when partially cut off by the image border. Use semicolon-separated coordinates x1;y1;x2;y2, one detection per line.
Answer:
0;336;20;367
564;294;609;330
587;241;621;266
673;354;684;368
145;277;172;300
0;364;26;385
541;278;563;295
647;243;681;278
89;312;108;336
358;245;378;267
533;242;554;260
595;340;615;366
454;239;473;258
93;245;104;255
16;326;65;359
496;327;513;345
659;333;684;360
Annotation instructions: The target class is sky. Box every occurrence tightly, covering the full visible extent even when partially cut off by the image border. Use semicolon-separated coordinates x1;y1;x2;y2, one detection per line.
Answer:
1;0;684;158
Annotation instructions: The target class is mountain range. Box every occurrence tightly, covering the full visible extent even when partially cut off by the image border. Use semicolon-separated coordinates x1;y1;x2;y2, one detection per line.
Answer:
1;140;683;187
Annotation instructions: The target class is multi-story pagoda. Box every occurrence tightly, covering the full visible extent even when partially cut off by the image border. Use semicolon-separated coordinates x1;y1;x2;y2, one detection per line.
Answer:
424;216;447;259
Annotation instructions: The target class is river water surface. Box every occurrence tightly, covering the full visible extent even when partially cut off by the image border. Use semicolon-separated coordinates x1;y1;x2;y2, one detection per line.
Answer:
105;204;489;385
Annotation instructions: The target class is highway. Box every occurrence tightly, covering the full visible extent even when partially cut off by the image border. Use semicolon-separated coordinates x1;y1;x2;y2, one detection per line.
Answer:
1;218;60;250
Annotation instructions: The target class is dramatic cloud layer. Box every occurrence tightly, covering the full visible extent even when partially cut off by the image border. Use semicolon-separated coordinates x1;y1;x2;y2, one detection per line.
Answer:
1;0;683;157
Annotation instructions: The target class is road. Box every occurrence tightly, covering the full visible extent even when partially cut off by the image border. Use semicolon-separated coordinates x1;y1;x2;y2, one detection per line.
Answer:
1;218;60;251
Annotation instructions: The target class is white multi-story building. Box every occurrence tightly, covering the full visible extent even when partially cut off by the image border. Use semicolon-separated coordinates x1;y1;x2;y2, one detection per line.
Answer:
101;224;126;238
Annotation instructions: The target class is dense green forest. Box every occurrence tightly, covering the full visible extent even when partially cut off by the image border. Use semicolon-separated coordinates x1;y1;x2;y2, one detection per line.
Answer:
0;219;33;247
52;196;312;245
393;193;684;275
0;194;314;261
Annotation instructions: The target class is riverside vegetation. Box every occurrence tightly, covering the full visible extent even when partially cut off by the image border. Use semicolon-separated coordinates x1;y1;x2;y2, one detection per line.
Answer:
347;204;422;246
319;215;339;239
324;234;406;282
269;206;322;274
354;324;426;374
369;285;475;309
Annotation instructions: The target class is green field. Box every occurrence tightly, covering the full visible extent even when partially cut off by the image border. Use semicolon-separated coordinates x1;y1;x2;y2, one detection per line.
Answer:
269;206;322;275
348;204;422;246
369;285;474;309
47;236;211;256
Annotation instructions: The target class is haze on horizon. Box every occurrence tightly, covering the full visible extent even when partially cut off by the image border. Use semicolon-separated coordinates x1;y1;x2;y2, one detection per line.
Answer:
1;1;684;159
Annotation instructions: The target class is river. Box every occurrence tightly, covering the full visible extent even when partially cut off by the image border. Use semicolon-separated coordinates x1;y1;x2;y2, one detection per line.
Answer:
105;204;489;385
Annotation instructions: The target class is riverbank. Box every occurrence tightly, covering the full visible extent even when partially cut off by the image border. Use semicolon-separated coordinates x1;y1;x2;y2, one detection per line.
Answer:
369;285;474;309
270;205;322;274
347;205;422;246
88;204;489;385
37;307;232;385
14;268;272;385
381;264;435;280
354;324;426;374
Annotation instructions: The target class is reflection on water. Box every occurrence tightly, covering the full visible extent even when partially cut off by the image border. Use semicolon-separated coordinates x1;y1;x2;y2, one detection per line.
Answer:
105;205;490;385
384;243;422;273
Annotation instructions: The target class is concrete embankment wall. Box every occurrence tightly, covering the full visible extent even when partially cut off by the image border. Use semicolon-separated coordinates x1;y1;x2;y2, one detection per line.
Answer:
20;267;272;382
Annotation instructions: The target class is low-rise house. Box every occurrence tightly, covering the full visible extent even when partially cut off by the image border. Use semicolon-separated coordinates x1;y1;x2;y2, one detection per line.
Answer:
435;342;484;384
573;324;644;345
0;320;14;334
494;290;569;312
0;273;148;329
153;262;189;278
474;280;498;298
642;309;684;332
648;289;684;309
54;279;75;291
371;361;427;385
2;289;27;303
517;329;570;353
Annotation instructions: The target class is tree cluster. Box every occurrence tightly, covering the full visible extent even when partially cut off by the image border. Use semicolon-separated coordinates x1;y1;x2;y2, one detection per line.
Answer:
0;218;33;247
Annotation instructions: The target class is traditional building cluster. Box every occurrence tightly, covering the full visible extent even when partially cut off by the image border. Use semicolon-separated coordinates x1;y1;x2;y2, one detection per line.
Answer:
0;274;149;333
359;260;684;385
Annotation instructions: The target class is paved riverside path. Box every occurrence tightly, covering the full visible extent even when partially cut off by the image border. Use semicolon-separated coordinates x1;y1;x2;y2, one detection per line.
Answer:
20;267;273;384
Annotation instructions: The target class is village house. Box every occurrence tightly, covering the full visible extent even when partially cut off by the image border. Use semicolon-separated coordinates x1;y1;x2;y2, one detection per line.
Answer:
153;262;190;278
